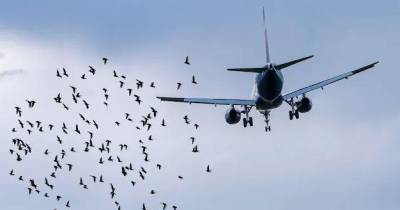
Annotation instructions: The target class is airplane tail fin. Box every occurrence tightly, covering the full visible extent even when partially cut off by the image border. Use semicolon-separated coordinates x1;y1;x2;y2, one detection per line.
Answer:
275;55;314;70
263;7;271;63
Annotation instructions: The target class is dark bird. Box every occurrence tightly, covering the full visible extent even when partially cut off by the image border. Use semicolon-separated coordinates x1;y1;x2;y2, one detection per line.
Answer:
56;70;62;78
66;201;71;208
102;57;108;64
119;81;124;88
177;82;182;90
161;119;166;127
192;75;198;84
150;82;155;88
113;70;118;78
172;205;178;210
27;187;32;195
93;120;99;129
81;74;87;79
83;100;89;109
9;169;14;176
190;137;195;144
130;181;136;187
62;68;69;77
161;202;167;210
99;175;104;183
184;56;190;65
56;195;62;201
90;175;97;183
194;123;199;129
66;163;73;171
15;106;22;117
192;145;199;153
127;88;133;96
115;121;120;126
29;179;37;189
134;94;141;104
150;189;156;194
142;203;147;210
89;66;96;75
70;85;77;93
72;94;78;103
16;153;22;161
156;164;162;170
183;115;190;124
54;93;62;103
48;124;54;130
136;80;143;89
75;124;80;134
26;100;36;108
62;103;69;110
150;107;157;117
121;167;127;176
178;176;183;180
206;165;212;173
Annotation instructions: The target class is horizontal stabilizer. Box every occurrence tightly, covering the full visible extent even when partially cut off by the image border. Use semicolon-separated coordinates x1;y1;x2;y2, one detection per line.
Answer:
226;67;266;73
157;97;256;106
276;55;314;70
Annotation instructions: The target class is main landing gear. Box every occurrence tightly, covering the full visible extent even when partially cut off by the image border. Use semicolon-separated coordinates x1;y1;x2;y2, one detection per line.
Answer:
288;98;300;120
242;105;253;128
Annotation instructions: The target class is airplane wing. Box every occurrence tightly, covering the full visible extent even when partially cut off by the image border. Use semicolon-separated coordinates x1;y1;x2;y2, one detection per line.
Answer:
282;61;379;100
157;97;256;106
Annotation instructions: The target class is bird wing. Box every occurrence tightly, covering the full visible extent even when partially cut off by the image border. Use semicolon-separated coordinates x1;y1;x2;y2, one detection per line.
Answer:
157;97;255;106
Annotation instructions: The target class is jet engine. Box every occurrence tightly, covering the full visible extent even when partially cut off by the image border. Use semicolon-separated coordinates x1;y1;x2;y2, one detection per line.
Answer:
225;106;241;124
296;97;312;113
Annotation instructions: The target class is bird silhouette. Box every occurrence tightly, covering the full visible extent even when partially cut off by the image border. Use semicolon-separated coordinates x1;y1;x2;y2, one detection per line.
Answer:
89;66;96;75
177;82;182;90
192;75;198;84
184;56;190;65
102;57;108;64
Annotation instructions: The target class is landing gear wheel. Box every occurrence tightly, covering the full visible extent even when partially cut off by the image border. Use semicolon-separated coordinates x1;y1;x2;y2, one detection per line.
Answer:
248;117;253;127
289;111;294;120
294;110;299;119
243;118;248;128
265;126;271;132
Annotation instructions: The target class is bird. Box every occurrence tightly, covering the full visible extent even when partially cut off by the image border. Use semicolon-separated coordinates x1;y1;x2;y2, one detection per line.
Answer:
81;74;87;79
56;70;62;78
102;57;108;64
194;123;199;129
9;169;14;176
113;70;118;78
192;75;198;84
172;205;178;210
136;80;143;89
25;100;36;108
66;201;71;208
161;119;166;127
184;56;190;65
206;165;212;173
150;107;157;117
178;176;183;180
177;82;182;90
62;68;69;77
150;82;155;88
161;202;167;210
89;66;96;75
66;163;73;171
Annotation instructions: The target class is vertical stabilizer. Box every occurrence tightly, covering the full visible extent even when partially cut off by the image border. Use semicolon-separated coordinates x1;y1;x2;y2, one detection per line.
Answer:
263;7;271;63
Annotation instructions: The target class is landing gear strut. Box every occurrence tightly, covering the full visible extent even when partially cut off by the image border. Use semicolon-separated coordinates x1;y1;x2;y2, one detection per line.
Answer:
242;105;253;128
263;111;271;132
288;98;300;120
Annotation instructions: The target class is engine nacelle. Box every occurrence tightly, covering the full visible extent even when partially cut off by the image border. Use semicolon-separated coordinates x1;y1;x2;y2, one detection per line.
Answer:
225;107;241;124
296;97;312;113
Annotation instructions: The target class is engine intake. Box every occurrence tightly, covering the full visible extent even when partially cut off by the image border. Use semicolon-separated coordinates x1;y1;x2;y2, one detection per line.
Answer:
296;97;312;113
225;107;241;124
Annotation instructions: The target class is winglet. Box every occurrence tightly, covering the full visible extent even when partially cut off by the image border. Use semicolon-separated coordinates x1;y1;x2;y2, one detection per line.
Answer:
352;61;379;74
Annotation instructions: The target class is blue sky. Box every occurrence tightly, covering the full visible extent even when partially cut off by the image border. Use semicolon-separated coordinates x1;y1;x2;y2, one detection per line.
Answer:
0;0;399;210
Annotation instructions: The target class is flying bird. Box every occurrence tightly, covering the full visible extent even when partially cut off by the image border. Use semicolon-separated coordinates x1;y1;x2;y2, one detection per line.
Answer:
184;56;190;65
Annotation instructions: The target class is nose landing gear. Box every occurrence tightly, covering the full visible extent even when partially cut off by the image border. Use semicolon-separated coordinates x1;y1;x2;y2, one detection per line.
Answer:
262;111;271;132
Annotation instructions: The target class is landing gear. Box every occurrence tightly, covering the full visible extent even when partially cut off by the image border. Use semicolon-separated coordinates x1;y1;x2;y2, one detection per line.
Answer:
288;98;300;120
289;110;299;120
243;117;253;127
242;106;253;128
263;111;271;132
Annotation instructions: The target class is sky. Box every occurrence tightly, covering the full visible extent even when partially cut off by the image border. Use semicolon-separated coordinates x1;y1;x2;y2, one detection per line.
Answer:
0;0;400;210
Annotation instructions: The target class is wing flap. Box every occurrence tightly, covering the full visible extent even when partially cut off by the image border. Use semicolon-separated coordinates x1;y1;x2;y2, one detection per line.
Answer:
226;68;266;73
157;97;256;106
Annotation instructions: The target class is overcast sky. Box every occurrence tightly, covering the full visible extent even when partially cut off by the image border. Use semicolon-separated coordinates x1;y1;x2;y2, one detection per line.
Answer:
0;1;399;210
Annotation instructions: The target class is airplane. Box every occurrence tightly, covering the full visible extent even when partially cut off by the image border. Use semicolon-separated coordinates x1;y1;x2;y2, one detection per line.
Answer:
157;8;379;132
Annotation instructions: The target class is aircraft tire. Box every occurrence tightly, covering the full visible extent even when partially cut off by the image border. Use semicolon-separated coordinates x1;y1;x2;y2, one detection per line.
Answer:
289;111;293;120
243;118;248;128
295;110;299;119
249;117;253;127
